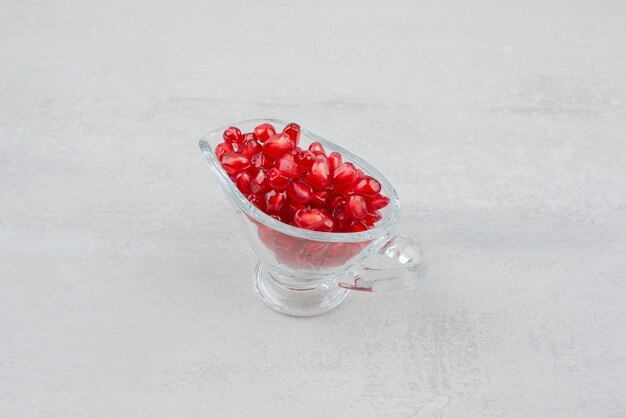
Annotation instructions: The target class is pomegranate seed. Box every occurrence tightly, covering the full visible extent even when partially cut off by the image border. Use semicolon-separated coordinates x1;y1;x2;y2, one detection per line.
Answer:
235;171;252;194
367;194;390;211
250;168;270;194
345;195;368;219
263;133;294;160
332;204;348;223
251;153;273;169
346;221;368;233
266;191;287;213
305;155;330;190
327;194;345;209
237;132;253;146
215;142;234;161
288;200;307;215
311;190;328;207
293;208;325;230
308;142;326;155
247;194;266;211
281;211;294;223
336;189;356;199
239;138;262;157
275;154;303;179
317;215;334;232
283;123;301;147
331;206;350;232
221;152;250;175
253;123;276;143
356;169;366;178
332;162;359;190
295;150;316;169
251;153;265;169
267;168;290;191
278;151;295;161
362;211;382;227
287;180;313;203
354;176;381;198
328;152;342;174
223;126;241;143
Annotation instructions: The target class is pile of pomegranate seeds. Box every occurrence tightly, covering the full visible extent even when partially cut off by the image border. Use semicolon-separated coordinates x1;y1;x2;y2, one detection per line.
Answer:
216;122;390;232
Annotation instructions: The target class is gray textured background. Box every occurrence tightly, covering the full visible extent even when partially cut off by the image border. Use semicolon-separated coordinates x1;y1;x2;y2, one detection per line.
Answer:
1;0;625;416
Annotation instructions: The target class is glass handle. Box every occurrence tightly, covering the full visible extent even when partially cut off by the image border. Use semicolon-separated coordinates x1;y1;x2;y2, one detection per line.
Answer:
338;234;427;292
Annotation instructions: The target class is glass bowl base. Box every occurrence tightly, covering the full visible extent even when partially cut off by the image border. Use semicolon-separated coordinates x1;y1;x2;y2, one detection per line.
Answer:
253;261;349;317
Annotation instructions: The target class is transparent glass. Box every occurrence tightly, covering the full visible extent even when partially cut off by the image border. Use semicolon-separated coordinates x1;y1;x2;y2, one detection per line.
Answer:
199;119;427;316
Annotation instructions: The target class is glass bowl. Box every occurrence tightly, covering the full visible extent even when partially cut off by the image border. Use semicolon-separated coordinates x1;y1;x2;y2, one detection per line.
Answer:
199;119;426;316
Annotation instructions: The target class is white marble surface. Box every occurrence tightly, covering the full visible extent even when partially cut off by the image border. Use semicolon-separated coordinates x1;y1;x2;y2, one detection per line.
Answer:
1;1;626;416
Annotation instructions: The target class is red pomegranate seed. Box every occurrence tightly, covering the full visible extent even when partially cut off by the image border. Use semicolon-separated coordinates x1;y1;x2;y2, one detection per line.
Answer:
332;204;348;223
215;142;234;161
308;142;326;155
266;191;287;213
253;123;276;143
362;211;382;227
305;154;330;190
288;200;307;215
293;208;325;230
328;152;342;174
281;210;294;223
295;150;316;169
251;153;264;169
278;151;295;161
283;123;301;147
221;152;250;175
332;205;350;232
336;222;350;233
311;190;328;207
237;132;253;146
223;126;241;143
345;195;368;219
267;168;290;191
247;194;266;211
235;171;252;194
275;155;303;179
354;176;381;198
332;162;359;190
327;194;345;209
252;153;273;169
250;168;270;194
367;194;390;211
336;189;356;199
263;133;294;160
317;215;334;232
346;221;368;232
287;180;313;203
239;138;262;157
